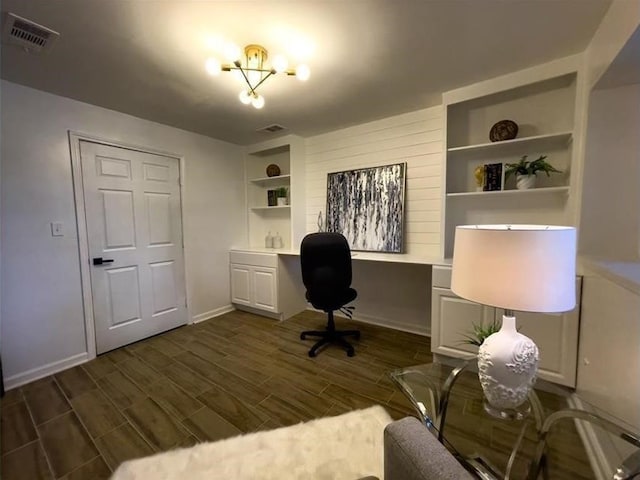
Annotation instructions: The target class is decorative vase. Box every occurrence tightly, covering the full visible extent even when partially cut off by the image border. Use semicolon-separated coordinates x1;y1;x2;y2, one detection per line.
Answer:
477;315;539;415
277;197;287;206
516;174;536;190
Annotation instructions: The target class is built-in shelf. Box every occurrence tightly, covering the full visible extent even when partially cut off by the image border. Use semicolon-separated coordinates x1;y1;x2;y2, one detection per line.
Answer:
250;205;291;211
447;186;570;198
249;174;291;186
447;131;573;156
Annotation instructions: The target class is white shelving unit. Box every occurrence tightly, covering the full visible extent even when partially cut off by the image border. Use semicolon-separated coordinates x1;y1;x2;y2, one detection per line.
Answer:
442;65;582;257
432;56;587;387
250;206;291;211
249;174;292;186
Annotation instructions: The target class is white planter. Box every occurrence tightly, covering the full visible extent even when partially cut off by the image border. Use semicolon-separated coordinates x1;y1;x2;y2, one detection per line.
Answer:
477;315;539;412
277;197;287;206
516;174;536;190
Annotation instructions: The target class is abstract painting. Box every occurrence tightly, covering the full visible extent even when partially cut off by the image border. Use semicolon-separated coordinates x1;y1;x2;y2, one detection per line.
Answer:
326;163;406;253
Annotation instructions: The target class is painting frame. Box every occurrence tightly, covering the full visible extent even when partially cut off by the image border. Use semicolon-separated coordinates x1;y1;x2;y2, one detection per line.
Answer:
325;162;406;253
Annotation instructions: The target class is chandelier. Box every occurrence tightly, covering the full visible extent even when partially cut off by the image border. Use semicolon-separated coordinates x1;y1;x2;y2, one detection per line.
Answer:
205;44;310;109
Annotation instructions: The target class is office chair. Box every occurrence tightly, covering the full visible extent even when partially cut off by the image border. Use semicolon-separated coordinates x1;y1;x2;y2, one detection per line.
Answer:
300;232;360;357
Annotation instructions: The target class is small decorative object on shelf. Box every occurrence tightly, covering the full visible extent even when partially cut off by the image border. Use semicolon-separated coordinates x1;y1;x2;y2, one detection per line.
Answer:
266;163;281;177
473;166;484;192
276;187;288;206
272;232;283;249
505;155;562;190
483;163;502;191
267;189;277;206
265;231;273;248
317;211;325;232
489;119;518;142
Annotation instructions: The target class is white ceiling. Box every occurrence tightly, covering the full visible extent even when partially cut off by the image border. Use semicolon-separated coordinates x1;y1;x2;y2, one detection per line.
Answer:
1;0;611;145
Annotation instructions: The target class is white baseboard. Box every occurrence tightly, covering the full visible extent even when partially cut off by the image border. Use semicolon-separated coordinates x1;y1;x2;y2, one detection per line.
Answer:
192;304;235;324
307;308;430;337
568;394;612;480
4;352;89;391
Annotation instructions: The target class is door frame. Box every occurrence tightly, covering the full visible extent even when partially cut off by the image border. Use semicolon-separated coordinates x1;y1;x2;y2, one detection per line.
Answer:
68;131;190;360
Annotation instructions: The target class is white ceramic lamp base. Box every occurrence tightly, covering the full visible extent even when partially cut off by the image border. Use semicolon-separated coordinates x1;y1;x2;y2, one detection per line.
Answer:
477;314;539;418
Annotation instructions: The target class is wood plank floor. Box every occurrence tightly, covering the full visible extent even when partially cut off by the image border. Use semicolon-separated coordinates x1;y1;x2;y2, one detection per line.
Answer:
1;310;422;479
0;310;595;479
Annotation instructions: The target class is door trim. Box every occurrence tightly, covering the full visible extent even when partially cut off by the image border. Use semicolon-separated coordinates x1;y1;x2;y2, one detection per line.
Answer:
68;131;190;361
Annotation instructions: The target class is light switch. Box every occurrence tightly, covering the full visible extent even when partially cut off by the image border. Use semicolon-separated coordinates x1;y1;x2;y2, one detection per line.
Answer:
51;222;64;237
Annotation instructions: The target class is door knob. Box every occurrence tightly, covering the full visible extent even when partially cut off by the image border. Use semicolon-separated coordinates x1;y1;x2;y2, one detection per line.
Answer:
92;257;115;266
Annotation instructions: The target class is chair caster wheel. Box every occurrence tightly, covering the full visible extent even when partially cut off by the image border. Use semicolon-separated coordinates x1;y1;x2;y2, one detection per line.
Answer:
300;333;307;340
308;350;316;358
347;349;355;357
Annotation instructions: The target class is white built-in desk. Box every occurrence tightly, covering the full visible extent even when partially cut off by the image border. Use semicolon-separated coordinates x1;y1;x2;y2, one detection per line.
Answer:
228;247;449;324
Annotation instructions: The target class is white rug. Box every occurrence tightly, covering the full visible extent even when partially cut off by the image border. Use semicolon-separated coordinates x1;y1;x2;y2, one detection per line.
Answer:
112;406;392;480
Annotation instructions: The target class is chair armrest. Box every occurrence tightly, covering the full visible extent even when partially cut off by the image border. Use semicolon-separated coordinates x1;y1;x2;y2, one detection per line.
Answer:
384;417;473;480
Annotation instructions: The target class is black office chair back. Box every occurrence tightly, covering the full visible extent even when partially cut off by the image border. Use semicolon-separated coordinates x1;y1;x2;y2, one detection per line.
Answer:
300;233;353;311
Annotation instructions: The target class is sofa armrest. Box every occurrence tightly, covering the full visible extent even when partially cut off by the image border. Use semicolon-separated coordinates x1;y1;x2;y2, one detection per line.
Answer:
384;417;473;480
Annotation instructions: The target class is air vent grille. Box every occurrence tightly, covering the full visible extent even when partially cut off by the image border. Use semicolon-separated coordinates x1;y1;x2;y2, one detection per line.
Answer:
257;124;287;133
3;13;59;53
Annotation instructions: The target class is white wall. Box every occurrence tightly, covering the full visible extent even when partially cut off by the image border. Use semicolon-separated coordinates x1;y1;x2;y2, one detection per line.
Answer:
585;0;640;89
580;83;640;260
304;107;443;334
577;267;640;472
1;80;246;386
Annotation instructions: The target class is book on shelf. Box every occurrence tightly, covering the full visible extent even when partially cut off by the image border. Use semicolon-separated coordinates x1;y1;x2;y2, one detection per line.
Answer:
267;189;277;206
483;163;503;191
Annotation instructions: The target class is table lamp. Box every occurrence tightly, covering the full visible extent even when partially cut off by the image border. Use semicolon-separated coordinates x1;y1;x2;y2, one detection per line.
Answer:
451;225;576;417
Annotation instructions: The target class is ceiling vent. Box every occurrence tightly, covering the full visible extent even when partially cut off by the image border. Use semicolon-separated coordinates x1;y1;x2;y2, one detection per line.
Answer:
2;13;59;53
256;124;287;134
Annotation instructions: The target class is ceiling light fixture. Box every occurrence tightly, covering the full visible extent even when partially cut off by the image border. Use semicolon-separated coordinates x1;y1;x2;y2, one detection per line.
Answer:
205;44;310;109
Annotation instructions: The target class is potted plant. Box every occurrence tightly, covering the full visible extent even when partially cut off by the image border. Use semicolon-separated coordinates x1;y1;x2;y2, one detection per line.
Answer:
504;155;562;190
276;187;288;206
460;320;502;347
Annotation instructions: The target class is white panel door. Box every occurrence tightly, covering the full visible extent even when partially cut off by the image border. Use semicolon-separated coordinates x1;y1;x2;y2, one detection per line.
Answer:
81;141;187;354
253;267;277;312
431;287;494;359
230;264;252;306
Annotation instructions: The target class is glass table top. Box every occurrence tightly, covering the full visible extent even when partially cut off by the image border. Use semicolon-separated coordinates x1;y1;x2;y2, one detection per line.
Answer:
390;361;640;480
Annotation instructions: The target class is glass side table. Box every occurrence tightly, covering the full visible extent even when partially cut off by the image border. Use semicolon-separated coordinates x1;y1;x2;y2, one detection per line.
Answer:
390;361;640;480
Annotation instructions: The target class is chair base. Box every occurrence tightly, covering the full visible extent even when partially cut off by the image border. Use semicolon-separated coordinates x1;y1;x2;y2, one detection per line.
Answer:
301;311;360;357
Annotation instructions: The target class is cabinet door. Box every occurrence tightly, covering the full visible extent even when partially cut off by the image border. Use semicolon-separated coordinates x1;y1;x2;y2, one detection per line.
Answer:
494;278;582;387
230;264;252;306
253;266;278;312
431;287;494;359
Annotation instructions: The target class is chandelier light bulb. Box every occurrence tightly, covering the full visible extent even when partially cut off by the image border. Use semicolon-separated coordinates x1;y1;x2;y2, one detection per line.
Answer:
251;95;265;109
238;90;252;105
205;58;221;76
295;64;311;81
223;43;241;62
272;54;288;73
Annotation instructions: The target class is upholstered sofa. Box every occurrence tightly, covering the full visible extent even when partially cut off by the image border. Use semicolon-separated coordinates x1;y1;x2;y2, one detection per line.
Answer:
384;416;473;480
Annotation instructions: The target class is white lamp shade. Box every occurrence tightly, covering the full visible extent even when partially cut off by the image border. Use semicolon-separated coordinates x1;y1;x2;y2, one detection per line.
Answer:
451;225;576;313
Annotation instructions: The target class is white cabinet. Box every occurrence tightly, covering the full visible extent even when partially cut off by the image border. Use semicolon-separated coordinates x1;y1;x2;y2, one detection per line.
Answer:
230;264;277;312
229;250;306;319
431;266;582;387
431;287;495;359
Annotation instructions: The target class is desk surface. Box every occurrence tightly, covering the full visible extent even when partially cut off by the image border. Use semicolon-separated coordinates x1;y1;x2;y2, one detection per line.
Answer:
230;247;451;266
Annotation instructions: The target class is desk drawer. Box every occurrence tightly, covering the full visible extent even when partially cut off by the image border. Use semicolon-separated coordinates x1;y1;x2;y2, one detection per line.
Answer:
229;251;278;268
432;265;452;289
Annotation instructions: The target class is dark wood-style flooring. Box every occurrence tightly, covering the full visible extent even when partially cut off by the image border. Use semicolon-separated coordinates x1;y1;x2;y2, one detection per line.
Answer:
1;310;595;479
1;310;423;479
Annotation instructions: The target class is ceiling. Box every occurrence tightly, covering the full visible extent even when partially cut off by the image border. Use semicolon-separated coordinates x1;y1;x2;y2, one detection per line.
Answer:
1;0;611;145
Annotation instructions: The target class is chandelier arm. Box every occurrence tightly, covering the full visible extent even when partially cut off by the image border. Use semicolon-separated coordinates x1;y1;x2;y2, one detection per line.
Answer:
251;70;275;92
236;67;257;96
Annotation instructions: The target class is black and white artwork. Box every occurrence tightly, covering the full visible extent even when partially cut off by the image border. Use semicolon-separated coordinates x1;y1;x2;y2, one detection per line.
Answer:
326;163;406;253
